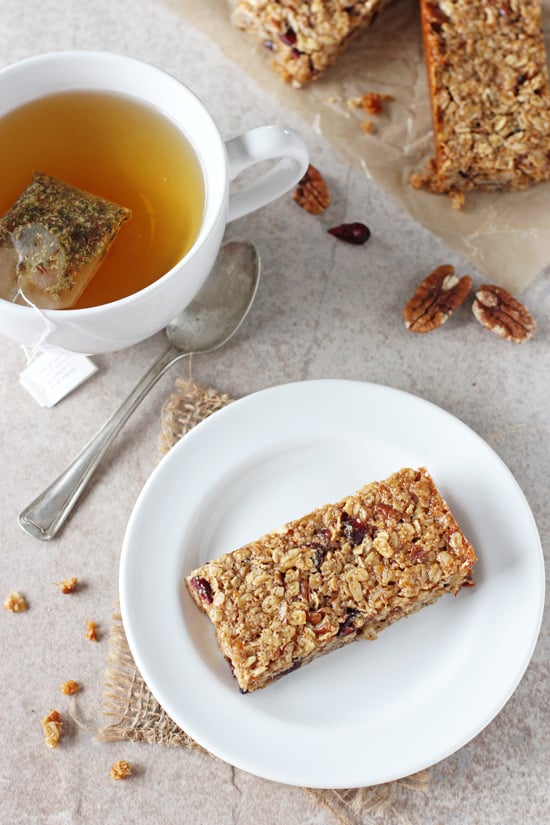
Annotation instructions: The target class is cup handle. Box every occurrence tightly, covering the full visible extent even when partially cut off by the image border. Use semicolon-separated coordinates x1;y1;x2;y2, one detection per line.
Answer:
225;125;309;223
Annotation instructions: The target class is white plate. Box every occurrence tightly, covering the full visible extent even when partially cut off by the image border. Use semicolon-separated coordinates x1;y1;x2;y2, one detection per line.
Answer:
120;380;544;788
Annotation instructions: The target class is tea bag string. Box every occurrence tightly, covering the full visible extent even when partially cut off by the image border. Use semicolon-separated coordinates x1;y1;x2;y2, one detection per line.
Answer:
16;288;59;364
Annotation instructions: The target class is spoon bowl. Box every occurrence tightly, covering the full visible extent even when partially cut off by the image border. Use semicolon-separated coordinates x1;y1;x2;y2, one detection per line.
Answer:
18;239;261;540
167;239;259;353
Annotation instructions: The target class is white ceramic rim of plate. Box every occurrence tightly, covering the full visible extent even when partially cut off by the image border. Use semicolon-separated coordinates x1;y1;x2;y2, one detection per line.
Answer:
120;379;545;788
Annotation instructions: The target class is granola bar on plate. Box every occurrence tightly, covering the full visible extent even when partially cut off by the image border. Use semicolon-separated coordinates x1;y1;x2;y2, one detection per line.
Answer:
186;466;476;693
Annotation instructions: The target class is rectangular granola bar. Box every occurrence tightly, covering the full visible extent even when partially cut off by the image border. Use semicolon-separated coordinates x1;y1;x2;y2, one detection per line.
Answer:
186;467;476;693
230;0;389;87
412;0;550;204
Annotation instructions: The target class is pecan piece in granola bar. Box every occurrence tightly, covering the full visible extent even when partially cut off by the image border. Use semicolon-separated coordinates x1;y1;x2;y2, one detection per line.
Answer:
403;265;472;333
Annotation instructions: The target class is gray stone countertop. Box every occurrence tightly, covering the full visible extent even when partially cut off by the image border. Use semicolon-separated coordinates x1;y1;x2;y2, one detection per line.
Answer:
0;2;548;824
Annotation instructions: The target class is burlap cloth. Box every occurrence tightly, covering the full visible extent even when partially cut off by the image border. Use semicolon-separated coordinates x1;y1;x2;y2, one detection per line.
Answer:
96;377;429;825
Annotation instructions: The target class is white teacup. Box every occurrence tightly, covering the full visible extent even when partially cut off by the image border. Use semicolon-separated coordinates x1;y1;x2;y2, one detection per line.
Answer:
0;51;309;353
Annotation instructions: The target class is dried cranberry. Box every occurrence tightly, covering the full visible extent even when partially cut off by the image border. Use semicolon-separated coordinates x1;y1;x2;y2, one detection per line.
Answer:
342;513;367;545
310;528;332;569
190;576;213;604
327;222;371;245
279;659;302;677
279;28;297;46
338;610;358;637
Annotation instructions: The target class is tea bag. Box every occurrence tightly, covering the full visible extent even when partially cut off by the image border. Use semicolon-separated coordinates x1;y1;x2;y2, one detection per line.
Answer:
0;172;131;309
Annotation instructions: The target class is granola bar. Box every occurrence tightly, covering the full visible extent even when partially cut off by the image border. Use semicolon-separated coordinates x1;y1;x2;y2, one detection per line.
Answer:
413;0;550;199
186;467;476;693
230;1;389;87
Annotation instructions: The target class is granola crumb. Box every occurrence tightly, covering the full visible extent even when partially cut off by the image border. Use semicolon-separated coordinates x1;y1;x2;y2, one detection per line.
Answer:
86;620;98;642
3;591;28;612
360;120;374;134
42;709;62;749
358;92;393;115
110;759;132;780
54;577;78;594
60;679;80;696
409;171;426;190
449;190;466;210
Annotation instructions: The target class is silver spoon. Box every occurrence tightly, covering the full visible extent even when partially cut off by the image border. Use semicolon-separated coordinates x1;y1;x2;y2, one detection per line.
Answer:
18;240;261;541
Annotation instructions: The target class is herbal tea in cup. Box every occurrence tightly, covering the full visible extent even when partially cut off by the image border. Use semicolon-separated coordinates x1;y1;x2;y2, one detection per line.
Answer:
0;51;308;353
0;89;205;309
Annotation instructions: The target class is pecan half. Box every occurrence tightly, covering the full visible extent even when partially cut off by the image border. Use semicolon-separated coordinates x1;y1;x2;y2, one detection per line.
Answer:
189;575;213;604
472;285;535;343
403;265;472;333
293;164;331;214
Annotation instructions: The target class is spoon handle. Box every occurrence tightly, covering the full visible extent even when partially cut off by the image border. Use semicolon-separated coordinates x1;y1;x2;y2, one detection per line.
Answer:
18;343;185;541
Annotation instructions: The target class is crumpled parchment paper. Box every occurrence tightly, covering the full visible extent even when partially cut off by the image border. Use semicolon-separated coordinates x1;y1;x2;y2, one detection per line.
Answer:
164;0;550;292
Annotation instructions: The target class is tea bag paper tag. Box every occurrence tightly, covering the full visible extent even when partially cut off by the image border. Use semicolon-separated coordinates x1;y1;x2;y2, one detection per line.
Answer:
20;350;97;408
